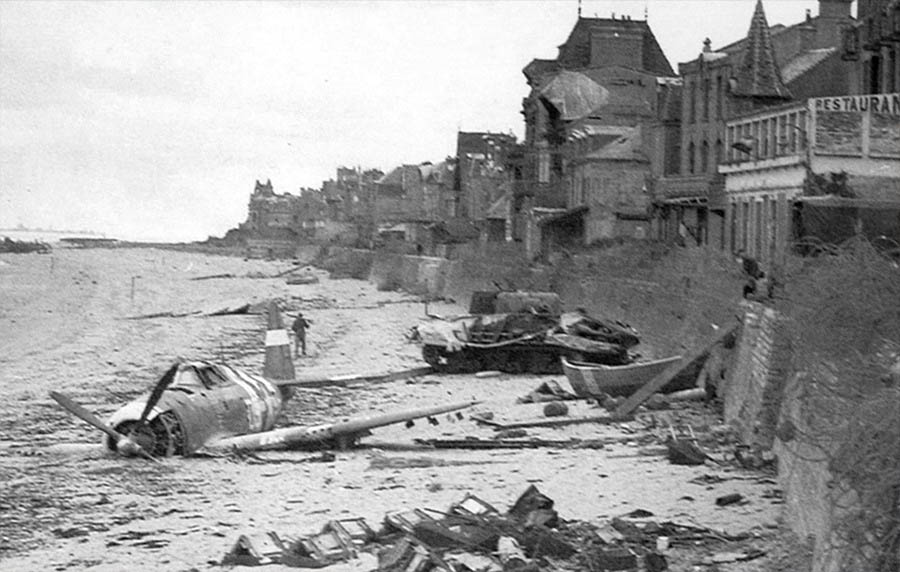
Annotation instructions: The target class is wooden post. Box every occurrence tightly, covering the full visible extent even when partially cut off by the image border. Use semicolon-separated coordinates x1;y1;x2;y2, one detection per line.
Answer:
613;323;739;418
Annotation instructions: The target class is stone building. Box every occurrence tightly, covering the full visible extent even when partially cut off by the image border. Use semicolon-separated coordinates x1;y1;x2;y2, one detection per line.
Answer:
843;0;900;94
654;0;857;249
243;179;327;237
321;166;384;244
240;179;329;257
455;131;517;242
518;15;676;257
373;161;455;247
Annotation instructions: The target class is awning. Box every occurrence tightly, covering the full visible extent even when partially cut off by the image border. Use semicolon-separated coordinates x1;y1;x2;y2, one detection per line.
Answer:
663;197;708;206
537;205;588;227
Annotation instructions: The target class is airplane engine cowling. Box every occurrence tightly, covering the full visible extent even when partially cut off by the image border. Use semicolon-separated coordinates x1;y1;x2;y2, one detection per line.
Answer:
110;412;185;457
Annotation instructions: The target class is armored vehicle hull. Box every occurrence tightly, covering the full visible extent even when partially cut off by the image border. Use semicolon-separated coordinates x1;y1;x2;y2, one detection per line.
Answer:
417;291;639;374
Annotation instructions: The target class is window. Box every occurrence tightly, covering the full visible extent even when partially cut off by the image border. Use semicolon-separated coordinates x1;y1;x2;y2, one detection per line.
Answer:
716;75;724;119
688;142;696;174
538;151;550;183
703;77;710;121
701;140;709;173
715;139;723;166
689;79;696;124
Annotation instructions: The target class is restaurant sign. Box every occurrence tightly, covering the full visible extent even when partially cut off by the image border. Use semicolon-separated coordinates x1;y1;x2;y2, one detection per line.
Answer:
813;93;900;115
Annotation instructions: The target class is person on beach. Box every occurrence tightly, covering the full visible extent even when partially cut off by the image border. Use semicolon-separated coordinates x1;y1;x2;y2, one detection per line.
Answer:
291;312;311;357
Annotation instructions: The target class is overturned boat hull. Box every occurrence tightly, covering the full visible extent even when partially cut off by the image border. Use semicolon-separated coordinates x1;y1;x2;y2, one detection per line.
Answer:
561;355;684;398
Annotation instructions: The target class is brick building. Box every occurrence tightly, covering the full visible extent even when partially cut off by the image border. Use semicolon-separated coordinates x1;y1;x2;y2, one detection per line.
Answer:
518;15;676;257
843;0;900;94
654;0;857;249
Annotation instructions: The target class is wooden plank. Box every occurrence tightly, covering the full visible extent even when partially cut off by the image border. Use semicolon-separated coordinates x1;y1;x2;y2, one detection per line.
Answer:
613;323;739;418
489;414;633;430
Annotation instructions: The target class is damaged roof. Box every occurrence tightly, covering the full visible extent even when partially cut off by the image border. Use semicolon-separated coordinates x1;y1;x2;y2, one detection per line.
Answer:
539;71;610;121
581;127;647;162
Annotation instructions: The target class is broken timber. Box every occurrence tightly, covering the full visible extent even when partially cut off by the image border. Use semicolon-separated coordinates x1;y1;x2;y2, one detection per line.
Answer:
613;323;739;418
415;438;606;450
487;414;633;431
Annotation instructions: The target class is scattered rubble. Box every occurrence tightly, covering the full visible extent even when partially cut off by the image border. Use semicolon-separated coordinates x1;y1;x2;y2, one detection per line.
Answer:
223;484;772;571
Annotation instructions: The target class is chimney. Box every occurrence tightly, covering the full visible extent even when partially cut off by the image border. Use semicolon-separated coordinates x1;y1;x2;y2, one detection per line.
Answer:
798;11;816;52
818;0;852;21
816;0;853;49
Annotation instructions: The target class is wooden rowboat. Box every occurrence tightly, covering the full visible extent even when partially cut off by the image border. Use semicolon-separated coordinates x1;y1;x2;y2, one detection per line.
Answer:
561;355;684;398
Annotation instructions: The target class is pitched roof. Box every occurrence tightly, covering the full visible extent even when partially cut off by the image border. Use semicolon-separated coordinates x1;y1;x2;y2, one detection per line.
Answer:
556;17;674;76
781;47;836;84
731;0;792;99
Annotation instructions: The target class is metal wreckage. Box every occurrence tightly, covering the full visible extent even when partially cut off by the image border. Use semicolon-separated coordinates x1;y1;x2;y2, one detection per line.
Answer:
222;484;755;571
49;301;477;460
415;291;641;374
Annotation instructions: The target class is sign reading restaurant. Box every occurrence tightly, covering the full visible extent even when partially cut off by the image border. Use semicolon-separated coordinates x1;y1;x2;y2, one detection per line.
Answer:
813;93;900;115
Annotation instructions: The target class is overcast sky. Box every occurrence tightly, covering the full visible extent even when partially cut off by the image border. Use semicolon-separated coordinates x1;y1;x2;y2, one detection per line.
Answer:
0;0;847;241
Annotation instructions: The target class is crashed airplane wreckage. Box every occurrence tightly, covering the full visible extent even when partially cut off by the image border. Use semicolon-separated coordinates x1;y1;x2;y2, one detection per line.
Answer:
416;291;640;374
50;302;477;459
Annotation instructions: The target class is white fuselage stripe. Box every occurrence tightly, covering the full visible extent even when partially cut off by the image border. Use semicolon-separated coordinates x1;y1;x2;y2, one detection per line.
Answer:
265;329;290;347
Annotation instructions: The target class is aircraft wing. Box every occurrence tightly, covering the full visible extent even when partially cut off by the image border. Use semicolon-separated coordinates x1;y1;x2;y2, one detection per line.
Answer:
199;399;478;453
272;367;433;389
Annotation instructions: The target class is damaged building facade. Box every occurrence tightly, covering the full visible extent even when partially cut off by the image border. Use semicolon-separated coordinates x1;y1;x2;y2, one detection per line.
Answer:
241;179;330;258
518;15;677;258
456;131;518;243
653;0;858;249
231;1;899;263
721;92;900;271
372;161;458;249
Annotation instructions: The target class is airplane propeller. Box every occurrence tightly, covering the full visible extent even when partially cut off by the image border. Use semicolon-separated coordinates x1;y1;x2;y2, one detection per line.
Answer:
49;391;159;462
138;362;179;425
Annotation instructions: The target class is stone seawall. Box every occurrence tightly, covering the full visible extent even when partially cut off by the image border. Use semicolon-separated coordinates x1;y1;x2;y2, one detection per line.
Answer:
723;302;792;447
723;302;851;572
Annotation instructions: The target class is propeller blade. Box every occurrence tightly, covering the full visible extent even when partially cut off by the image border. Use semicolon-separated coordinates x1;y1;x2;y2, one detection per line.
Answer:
49;391;159;463
49;391;124;442
139;362;179;423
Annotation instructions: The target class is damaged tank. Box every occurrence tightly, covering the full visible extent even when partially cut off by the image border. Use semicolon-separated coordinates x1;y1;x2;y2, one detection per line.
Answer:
417;291;640;374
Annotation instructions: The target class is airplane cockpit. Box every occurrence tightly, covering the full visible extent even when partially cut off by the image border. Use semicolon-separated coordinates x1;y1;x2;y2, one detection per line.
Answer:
171;362;233;393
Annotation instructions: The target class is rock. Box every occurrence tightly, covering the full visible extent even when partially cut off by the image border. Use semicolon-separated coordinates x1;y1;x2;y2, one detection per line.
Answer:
645;394;670;410
475;370;501;378
543;402;568;417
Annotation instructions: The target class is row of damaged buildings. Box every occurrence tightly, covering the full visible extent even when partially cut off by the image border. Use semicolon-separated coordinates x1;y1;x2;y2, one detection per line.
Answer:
521;0;899;272
236;0;899;271
235;132;516;257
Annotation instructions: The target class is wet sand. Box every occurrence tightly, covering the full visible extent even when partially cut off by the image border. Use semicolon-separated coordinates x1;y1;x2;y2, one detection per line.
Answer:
0;248;784;571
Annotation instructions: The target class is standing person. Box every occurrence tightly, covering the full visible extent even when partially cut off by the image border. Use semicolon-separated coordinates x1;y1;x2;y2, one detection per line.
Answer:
736;249;763;299
291;312;311;357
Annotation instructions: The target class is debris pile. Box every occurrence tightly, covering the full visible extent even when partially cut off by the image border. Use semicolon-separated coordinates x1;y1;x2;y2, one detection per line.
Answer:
0;237;51;254
221;485;768;571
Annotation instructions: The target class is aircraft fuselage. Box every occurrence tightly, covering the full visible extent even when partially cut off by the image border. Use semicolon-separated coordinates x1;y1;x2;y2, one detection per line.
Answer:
105;362;285;456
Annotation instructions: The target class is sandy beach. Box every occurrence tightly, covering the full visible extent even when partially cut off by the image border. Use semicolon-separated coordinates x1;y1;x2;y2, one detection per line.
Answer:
0;248;787;572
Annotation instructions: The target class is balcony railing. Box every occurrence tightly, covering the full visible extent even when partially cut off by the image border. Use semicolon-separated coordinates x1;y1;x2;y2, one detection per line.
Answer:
655;173;724;201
